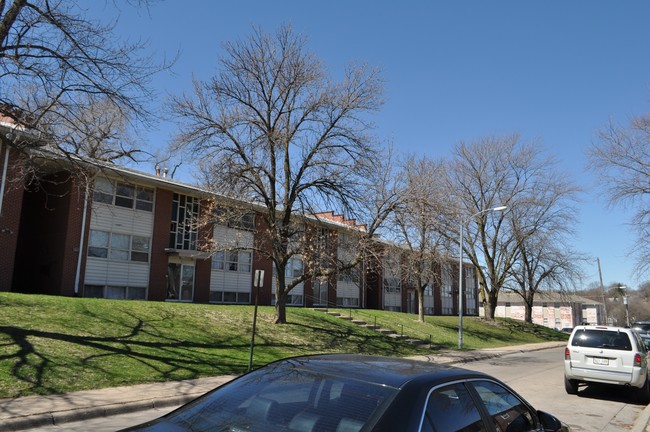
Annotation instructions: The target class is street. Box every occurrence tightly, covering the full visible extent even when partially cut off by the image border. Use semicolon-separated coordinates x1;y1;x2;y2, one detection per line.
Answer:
27;347;647;431
462;347;646;431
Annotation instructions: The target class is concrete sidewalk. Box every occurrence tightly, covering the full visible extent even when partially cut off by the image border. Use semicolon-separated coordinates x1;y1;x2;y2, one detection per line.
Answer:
1;341;645;431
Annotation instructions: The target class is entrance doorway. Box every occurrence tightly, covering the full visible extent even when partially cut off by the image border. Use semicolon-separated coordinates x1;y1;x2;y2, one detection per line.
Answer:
167;263;195;301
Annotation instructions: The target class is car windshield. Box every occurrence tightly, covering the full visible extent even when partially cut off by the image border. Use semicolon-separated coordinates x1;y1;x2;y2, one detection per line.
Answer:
137;360;398;432
571;329;632;350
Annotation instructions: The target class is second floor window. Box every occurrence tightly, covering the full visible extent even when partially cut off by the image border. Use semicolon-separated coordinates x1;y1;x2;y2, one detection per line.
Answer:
93;177;154;212
212;250;252;273
384;277;401;293
170;193;199;250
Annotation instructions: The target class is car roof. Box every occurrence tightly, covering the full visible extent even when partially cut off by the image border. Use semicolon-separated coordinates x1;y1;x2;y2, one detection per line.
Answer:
273;354;492;389
572;325;633;332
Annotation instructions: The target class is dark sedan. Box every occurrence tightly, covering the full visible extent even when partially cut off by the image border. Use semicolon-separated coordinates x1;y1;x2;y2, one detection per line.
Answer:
120;354;569;432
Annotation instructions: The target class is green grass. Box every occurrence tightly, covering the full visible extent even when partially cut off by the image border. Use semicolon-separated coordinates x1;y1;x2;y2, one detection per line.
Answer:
0;292;567;399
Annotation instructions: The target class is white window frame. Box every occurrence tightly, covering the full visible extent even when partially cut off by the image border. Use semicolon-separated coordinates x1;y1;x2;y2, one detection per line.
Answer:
88;229;150;263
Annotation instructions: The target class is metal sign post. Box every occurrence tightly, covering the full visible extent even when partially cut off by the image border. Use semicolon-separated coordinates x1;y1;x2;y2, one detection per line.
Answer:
248;269;264;371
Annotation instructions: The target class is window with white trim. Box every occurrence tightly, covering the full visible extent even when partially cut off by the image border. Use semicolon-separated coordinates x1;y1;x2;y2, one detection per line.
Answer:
88;230;150;262
212;250;252;272
384;277;401;293
209;291;251;304
93;177;153;211
84;285;146;300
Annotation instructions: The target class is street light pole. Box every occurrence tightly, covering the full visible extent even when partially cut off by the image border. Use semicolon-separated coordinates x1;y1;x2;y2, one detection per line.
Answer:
459;205;507;349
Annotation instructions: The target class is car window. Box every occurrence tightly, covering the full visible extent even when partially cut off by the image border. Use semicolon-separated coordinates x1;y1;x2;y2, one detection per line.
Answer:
421;382;486;432
156;366;397;432
471;380;536;432
571;329;632;350
633;324;650;333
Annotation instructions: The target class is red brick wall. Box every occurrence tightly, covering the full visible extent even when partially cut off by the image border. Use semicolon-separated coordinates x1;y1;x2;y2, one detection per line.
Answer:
149;188;172;301
252;213;274;305
0;146;24;292
59;176;88;296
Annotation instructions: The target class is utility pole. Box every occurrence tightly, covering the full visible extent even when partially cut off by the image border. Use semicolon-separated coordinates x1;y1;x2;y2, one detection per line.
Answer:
597;258;607;325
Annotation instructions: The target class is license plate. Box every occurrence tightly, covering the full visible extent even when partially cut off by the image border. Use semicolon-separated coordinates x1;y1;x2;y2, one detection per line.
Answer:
593;357;609;365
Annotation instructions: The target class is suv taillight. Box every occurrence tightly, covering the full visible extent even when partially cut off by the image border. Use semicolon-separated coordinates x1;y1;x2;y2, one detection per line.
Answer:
634;353;642;367
565;347;571;360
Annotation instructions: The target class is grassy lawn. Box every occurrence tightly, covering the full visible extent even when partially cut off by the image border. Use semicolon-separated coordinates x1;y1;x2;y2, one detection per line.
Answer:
0;292;567;399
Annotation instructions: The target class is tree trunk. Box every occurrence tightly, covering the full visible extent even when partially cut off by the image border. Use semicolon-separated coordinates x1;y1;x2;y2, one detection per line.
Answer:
273;267;288;324
485;290;498;320
417;287;425;323
274;301;287;324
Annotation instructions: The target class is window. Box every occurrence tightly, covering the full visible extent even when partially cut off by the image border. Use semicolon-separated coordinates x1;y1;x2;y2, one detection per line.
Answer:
88;230;150;263
88;230;109;258
229;213;255;231
281;257;304;280
214;207;256;231
93;177;153;211
287;295;303;306
210;291;251;304
422;383;485;432
471;380;535;432
571;329;632;351
170;193;200;250
384;278;401;293
83;285;146;300
336;297;359;307
212;250;253;273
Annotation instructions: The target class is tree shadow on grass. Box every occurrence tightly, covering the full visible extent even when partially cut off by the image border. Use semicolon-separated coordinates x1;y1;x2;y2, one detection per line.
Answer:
0;321;251;398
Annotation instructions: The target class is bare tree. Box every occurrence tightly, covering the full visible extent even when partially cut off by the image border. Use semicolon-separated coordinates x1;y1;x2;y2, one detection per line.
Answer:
505;163;585;322
171;25;390;324
589;114;650;276
0;0;167;169
446;134;552;320
390;155;450;322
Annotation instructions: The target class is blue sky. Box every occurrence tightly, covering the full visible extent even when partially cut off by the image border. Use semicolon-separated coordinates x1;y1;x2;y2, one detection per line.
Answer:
92;1;650;288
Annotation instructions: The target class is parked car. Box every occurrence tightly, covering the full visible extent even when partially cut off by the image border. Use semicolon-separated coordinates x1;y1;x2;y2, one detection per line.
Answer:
564;325;650;402
632;321;650;334
120;354;569;432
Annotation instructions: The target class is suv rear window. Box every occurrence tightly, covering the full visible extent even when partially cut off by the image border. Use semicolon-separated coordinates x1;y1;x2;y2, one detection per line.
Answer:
571;329;632;351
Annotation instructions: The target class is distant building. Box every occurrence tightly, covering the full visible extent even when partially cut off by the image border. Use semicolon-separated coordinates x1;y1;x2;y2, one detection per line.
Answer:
484;291;606;329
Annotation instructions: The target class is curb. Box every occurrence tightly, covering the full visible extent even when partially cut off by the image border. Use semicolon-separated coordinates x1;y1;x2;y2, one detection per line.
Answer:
1;394;198;432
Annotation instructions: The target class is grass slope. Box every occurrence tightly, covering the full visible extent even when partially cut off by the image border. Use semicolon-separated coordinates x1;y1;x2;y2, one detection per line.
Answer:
0;292;566;398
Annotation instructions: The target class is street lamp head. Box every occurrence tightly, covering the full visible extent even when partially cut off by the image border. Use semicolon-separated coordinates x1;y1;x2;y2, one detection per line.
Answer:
492;206;507;212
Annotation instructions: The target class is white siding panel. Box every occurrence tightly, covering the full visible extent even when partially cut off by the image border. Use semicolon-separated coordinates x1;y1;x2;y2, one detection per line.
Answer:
271;277;304;295
384;292;401;307
84;258;149;287
210;270;252;292
288;283;304;296
85;258;110;285
90;204;153;236
213;225;253;248
337;280;359;298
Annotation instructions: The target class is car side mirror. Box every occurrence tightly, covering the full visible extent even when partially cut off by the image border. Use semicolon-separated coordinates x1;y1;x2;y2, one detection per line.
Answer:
538;410;570;431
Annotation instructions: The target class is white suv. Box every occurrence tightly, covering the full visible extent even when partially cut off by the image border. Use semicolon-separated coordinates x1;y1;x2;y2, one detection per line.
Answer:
564;325;650;402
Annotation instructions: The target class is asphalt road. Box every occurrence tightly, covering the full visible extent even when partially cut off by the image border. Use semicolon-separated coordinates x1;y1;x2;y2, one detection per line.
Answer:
463;346;646;432
28;346;646;431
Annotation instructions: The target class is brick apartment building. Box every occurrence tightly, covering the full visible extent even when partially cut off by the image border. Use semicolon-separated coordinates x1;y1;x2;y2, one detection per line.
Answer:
0;119;480;316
